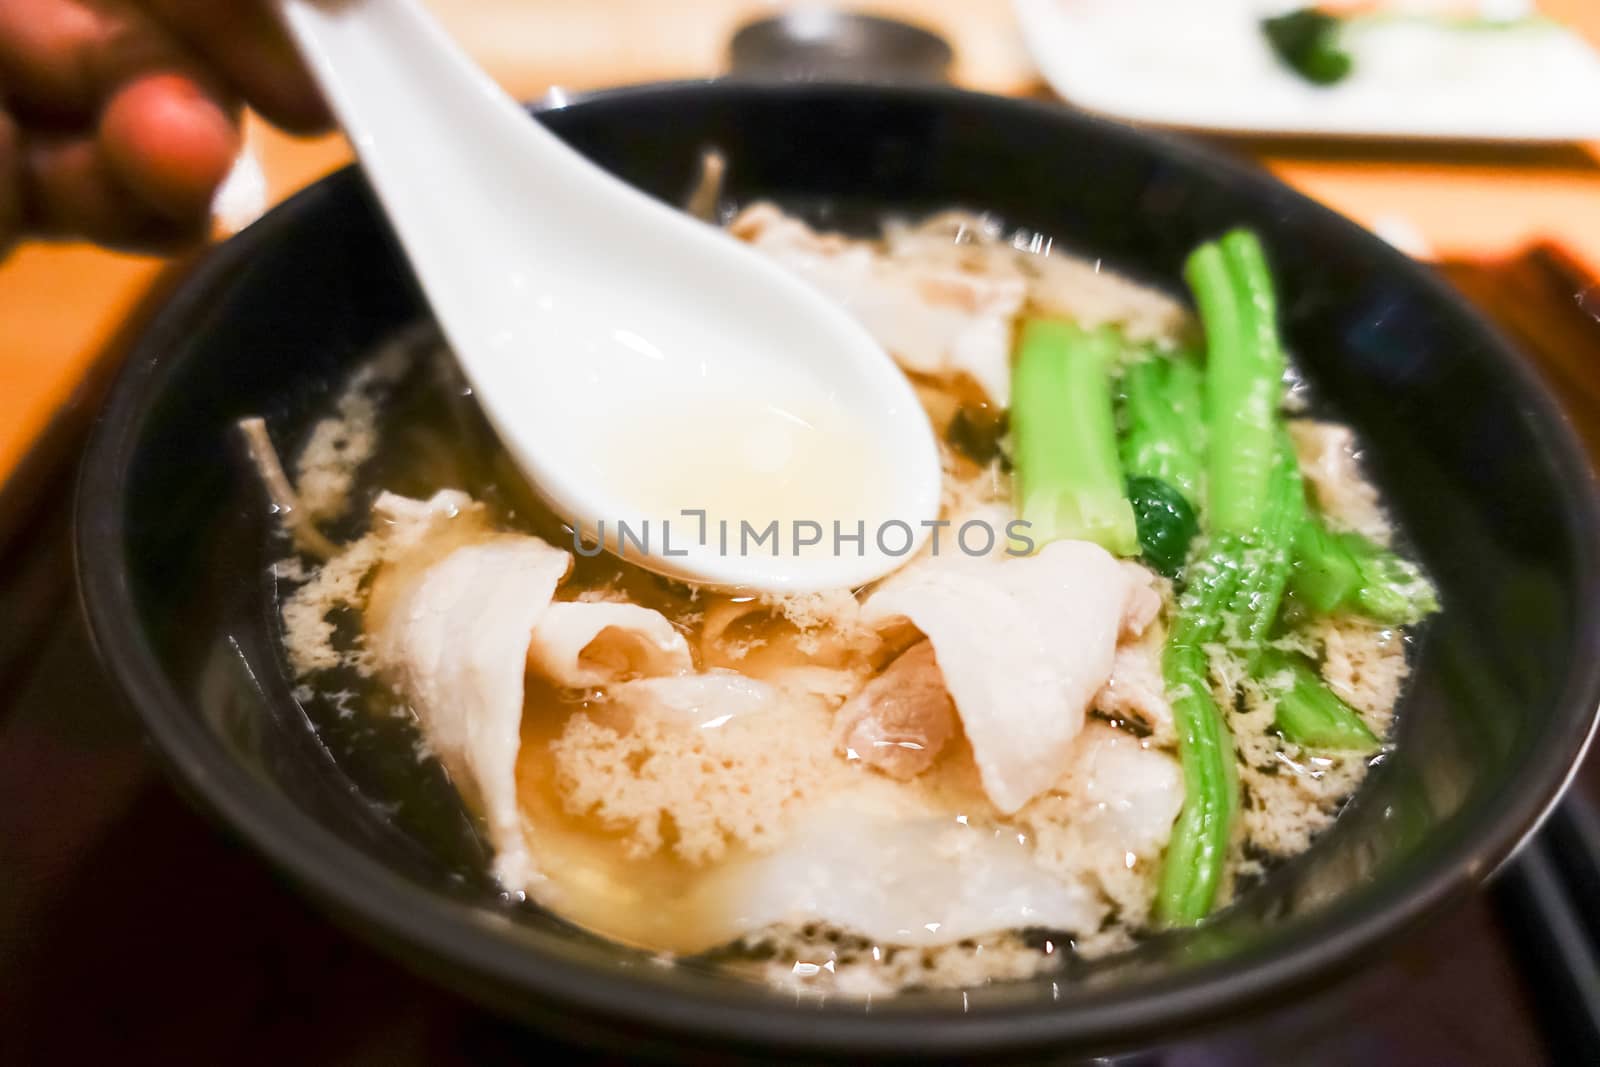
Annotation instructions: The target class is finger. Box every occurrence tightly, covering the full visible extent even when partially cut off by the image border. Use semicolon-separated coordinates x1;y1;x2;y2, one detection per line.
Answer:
24;130;205;250
141;0;330;133
0;0;199;124
100;71;238;222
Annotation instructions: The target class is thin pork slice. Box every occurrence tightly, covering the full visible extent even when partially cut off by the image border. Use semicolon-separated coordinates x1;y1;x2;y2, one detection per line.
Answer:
861;540;1142;814
729;203;1025;407
834;640;958;779
370;534;571;889
526;601;693;688
706;805;1104;949
1052;722;1184;862
605;670;780;728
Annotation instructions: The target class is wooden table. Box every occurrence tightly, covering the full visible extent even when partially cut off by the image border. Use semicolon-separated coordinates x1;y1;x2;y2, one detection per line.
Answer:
4;0;1600;486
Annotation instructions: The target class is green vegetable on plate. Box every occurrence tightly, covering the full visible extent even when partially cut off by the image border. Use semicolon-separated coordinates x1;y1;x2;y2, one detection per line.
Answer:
1261;9;1355;87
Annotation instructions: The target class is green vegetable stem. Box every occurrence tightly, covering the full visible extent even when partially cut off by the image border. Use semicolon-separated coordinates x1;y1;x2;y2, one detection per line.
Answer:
1011;319;1140;556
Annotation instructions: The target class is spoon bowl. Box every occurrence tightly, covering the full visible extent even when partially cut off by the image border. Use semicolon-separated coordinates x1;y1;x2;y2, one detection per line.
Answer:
276;0;942;591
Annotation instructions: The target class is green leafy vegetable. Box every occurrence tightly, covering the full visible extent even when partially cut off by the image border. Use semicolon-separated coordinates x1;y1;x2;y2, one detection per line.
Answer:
1011;318;1140;556
1260;649;1380;751
1225;439;1307;669
1155;228;1301;926
1264;6;1558;89
1120;353;1206;507
1127;476;1199;578
946;405;1008;466
1156;542;1245;926
1262;9;1355;86
1290;521;1439;624
1288;519;1362;613
1349;538;1439;624
1150;227;1435;924
1186;231;1289;537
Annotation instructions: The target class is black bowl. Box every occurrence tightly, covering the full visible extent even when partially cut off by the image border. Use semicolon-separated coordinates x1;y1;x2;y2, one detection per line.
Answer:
76;83;1600;1060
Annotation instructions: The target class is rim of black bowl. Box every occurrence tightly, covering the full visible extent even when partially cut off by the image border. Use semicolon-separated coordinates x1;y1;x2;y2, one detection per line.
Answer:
75;81;1600;1057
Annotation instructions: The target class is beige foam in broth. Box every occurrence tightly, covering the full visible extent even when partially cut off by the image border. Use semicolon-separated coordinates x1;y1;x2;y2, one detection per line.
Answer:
511;663;875;956
512;680;734;953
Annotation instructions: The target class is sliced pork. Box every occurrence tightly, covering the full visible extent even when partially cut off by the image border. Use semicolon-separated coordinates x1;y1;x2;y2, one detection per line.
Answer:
1019;721;1184;917
368;516;702;886
1050;722;1184;861
368;533;571;888
527;601;693;688
1096;640;1174;732
861;540;1153;814
730;203;1025;408
707;805;1103;949
834;640;958;779
606;670;780;728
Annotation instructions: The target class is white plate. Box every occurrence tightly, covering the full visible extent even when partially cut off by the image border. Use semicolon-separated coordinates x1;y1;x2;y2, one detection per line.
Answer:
1014;0;1600;142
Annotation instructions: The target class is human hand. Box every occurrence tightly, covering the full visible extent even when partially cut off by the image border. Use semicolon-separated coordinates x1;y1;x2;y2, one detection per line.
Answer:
0;0;329;253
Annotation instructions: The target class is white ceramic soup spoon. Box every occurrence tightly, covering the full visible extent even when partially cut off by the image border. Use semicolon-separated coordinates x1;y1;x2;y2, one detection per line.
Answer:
275;0;942;592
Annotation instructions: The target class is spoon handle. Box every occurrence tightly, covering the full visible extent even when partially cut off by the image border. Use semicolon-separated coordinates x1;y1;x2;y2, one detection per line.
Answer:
273;0;598;311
